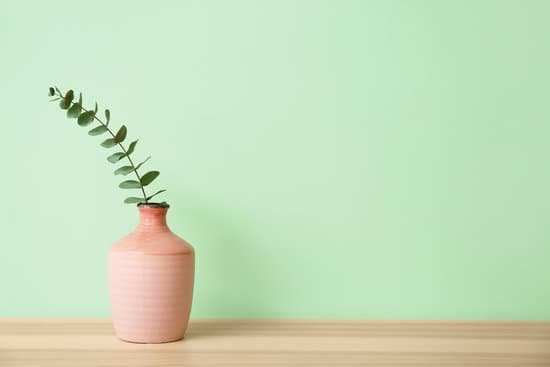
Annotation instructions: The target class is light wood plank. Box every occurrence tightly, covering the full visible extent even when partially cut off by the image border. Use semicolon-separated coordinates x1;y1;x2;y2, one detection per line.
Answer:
1;319;550;366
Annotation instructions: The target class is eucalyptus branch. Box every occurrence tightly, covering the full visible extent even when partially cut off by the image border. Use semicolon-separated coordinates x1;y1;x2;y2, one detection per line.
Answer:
76;100;148;200
48;87;166;205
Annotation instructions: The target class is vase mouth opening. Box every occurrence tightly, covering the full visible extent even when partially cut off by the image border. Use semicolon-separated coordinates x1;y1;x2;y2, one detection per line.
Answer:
137;202;170;209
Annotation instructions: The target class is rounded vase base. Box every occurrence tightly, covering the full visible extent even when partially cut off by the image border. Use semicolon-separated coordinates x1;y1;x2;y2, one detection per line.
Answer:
117;335;184;344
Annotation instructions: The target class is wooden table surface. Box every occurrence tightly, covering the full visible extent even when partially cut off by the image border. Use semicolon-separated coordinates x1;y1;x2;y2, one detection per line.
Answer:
1;319;550;366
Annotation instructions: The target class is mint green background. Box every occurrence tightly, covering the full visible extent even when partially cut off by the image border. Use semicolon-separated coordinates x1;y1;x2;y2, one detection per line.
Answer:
1;1;549;320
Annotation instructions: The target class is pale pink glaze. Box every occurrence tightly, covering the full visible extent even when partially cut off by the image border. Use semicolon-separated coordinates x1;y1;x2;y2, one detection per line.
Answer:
109;206;195;343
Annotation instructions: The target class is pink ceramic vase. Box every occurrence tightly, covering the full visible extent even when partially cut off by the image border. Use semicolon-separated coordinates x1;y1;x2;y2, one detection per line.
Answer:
109;203;195;343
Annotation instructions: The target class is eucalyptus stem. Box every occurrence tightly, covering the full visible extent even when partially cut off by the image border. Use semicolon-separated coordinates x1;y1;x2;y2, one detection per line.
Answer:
59;94;148;202
49;87;166;205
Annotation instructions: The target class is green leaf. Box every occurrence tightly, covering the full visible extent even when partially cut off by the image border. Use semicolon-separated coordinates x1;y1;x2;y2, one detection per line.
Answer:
105;109;110;125
64;89;74;102
94;102;98;114
107;152;126;163
78;93;82;107
119;180;141;189
101;138;117;148
77;110;95;126
134;156;151;171
146;189;166;201
124;197;144;204
114;125;127;143
140;171;159;186
61;90;74;109
88;125;108;136
48;87;55;96
66;103;81;118
126;140;138;156
114;165;134;175
59;98;71;109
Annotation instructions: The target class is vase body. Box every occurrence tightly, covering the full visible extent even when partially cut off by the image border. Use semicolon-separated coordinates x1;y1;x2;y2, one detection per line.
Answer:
109;205;195;343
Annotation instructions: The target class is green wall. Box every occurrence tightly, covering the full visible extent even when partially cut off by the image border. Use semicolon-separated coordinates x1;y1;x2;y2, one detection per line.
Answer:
1;0;549;320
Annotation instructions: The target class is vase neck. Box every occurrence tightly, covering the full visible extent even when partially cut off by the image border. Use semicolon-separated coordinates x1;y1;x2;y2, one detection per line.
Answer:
137;207;169;232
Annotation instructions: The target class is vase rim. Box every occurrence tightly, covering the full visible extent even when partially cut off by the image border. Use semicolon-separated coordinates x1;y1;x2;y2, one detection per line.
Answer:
137;202;170;209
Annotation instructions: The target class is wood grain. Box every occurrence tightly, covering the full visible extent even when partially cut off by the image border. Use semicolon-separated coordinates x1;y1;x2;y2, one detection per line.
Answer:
1;319;550;366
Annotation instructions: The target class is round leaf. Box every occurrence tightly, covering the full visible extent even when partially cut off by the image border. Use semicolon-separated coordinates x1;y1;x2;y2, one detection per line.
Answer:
126;140;138;156
64;90;74;104
88;126;108;136
124;197;143;204
140;171;159;187
114;165;134;175
48;87;55;96
59;99;71;110
119;180;141;189
66;103;81;118
107;152;126;163
114;125;127;143
61;90;74;109
78;111;95;126
101;138;116;148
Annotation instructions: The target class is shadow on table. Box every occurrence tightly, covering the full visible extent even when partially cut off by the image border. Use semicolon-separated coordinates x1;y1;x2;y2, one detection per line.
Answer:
186;319;284;340
170;194;281;340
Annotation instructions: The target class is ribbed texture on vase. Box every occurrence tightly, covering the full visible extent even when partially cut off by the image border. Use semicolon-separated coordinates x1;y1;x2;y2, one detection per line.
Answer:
109;252;195;343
